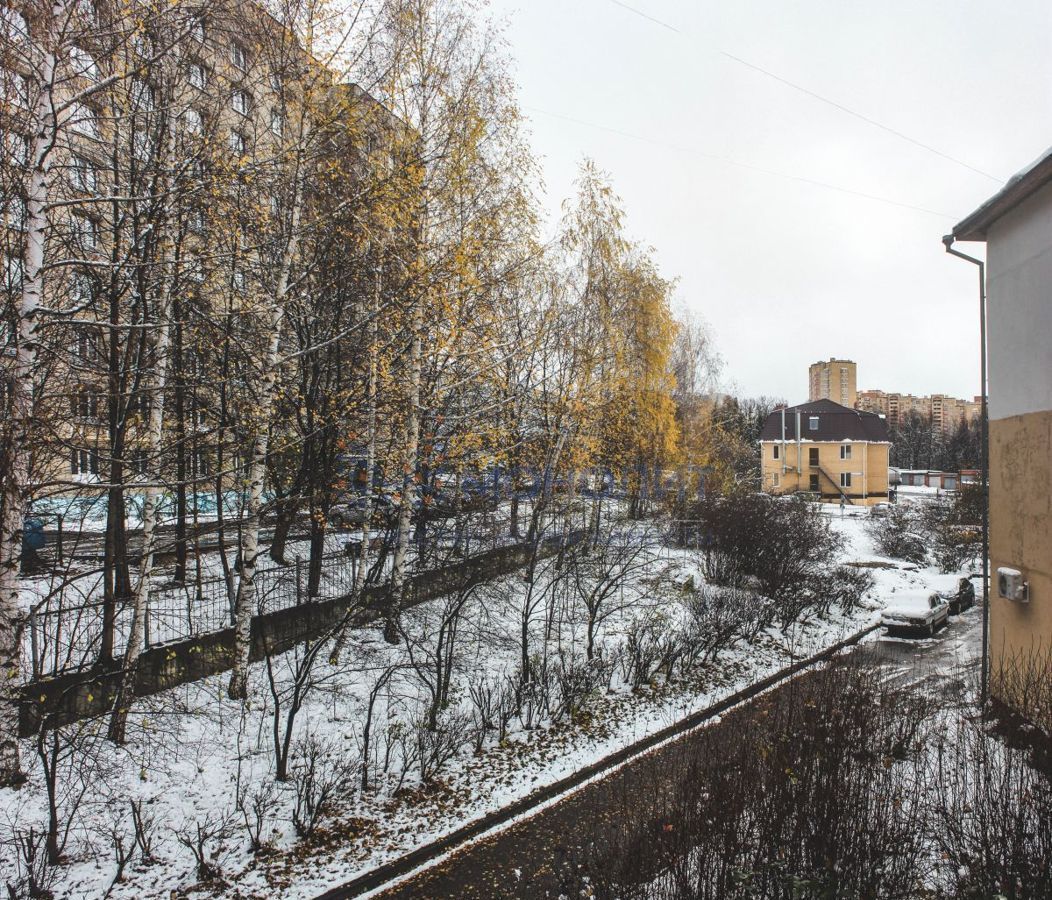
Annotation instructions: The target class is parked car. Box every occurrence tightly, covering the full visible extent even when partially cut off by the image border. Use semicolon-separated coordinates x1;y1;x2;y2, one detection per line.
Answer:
947;577;976;615
869;502;892;518
880;592;950;637
328;494;397;528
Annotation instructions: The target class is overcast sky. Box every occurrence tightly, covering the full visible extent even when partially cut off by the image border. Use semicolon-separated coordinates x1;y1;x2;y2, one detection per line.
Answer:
484;0;1052;402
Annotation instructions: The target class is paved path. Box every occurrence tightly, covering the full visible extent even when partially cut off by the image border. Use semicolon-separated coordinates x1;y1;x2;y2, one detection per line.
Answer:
369;608;983;900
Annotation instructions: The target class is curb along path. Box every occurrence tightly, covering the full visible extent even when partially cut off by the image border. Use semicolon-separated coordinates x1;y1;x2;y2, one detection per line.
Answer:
317;621;881;899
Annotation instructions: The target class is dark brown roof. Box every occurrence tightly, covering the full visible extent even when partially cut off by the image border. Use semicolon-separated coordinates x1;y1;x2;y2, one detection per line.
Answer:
952;148;1052;241
759;399;890;443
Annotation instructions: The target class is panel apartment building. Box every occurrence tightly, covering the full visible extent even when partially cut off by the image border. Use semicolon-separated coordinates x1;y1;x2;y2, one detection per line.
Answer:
808;358;857;408
857;390;981;432
1;0;407;496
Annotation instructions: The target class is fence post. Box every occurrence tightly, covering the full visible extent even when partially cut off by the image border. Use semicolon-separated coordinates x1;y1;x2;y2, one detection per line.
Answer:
295;555;303;606
29;609;39;679
144;592;151;648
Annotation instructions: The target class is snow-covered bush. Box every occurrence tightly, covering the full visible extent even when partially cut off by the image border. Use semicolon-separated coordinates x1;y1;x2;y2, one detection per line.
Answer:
867;503;928;564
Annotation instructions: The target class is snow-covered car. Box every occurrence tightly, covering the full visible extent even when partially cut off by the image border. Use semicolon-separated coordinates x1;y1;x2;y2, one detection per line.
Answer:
869;502;892;518
880;593;950;637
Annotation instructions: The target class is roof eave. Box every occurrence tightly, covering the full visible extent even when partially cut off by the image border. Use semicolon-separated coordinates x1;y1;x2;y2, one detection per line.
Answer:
953;153;1052;242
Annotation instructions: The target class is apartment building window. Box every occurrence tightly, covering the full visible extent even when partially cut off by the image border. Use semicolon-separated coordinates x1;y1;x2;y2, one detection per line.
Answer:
269;108;283;137
5;133;27;167
190;17;205;43
269;71;282;93
71;155;98;192
6;71;28;108
772;444;780;460
2;254;23;291
232;269;246;292
71;214;97;249
70;46;98;81
71;386;100;420
1;6;28;41
131;448;148;476
77;327;99;362
231;89;251;117
229;129;246;155
808;416;819;431
840;472;852;489
70;102;100;139
130;392;150;419
189;206;206;234
3;198;25;231
230;41;248;71
840;444;852;460
184;107;202;134
71;447;99;475
189;61;207;90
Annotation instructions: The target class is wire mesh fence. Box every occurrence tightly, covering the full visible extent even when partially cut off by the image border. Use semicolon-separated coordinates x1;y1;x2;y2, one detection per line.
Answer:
20;510;536;680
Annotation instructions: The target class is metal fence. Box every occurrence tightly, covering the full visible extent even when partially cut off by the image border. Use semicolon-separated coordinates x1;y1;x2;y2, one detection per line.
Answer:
21;511;526;680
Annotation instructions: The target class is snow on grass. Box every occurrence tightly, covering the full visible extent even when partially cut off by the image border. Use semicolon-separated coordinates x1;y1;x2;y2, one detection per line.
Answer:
1;508;975;899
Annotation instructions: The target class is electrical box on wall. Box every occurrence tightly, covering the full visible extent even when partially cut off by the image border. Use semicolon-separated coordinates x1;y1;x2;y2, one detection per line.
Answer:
997;567;1029;603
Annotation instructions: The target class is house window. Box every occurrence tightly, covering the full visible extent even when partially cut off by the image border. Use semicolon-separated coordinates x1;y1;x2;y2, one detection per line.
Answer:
190;17;205;43
232;269;246;292
809;473;819;492
270;71;282;93
772;472;780;488
808;416;819;431
230;41;248;71
229;130;246;155
189;206;206;233
269;108;283;137
808;447;819;467
840;444;852;460
840;472;852;489
189;62;207;90
184;107;202;134
231;89;250;116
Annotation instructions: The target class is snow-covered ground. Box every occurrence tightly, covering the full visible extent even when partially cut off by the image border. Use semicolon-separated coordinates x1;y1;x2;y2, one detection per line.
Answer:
0;506;977;899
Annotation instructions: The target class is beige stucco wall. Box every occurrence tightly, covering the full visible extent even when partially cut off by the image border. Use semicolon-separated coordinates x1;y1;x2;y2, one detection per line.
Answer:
760;441;889;505
988;410;1052;675
983;179;1052;707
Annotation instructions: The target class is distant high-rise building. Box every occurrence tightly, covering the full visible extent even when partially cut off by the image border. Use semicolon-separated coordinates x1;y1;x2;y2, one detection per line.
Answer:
808;358;857;408
856;389;981;432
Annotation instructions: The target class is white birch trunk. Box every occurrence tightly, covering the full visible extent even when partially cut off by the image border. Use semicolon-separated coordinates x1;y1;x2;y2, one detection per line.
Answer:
329;264;381;664
107;106;178;742
0;17;61;787
228;191;302;700
386;287;423;643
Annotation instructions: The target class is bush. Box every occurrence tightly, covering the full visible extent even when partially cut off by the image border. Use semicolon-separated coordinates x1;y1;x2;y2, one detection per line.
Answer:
679;585;772;670
867;503;928;564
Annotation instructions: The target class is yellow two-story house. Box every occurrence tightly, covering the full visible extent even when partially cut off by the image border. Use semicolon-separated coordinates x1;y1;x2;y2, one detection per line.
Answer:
759;399;891;505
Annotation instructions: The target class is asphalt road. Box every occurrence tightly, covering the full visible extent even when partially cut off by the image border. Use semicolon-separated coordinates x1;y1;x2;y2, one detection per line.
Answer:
368;607;983;900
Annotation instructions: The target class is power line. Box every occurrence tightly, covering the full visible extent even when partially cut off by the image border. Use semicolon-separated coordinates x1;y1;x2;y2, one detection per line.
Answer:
524;104;954;219
601;0;1005;184
606;0;679;33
